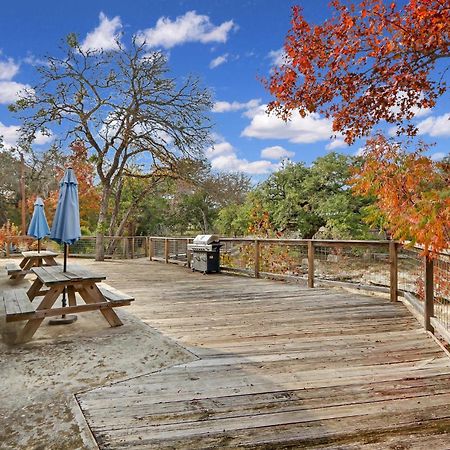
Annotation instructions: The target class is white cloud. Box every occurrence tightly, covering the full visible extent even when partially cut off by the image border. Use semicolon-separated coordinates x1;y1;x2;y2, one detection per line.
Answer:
267;48;287;66
211;153;278;174
0;122;20;148
0;122;53;149
0;81;32;104
23;54;51;67
206;141;234;158
390;91;432;119
81;12;122;52
417;113;450;137
431;152;447;161
212;98;261;113
412;106;432;118
0;58;19;80
209;53;228;69
137;11;236;49
242;105;334;144
325;138;347;150
33;131;54;146
260;145;294;160
206;135;278;175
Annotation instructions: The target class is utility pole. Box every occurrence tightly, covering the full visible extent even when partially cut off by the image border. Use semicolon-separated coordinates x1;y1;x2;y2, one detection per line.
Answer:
20;152;26;235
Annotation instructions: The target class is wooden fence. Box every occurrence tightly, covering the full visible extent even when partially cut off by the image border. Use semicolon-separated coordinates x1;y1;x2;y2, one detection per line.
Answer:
2;235;449;344
148;236;450;345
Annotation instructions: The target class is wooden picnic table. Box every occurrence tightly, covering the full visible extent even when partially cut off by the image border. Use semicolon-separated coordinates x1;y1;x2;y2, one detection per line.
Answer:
2;264;134;343
6;250;59;279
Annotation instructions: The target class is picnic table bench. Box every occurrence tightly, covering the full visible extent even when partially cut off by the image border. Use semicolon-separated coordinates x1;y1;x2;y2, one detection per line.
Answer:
5;250;59;279
1;264;134;343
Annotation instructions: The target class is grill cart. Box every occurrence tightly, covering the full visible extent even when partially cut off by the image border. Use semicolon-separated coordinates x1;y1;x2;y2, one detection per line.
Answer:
187;235;222;274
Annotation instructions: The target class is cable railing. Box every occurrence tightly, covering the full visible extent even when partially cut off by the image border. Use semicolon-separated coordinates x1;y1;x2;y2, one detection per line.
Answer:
149;236;450;346
1;235;148;259
2;235;449;344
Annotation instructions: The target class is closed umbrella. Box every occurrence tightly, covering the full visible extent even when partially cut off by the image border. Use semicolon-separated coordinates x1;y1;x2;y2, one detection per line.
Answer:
27;197;50;253
50;167;81;324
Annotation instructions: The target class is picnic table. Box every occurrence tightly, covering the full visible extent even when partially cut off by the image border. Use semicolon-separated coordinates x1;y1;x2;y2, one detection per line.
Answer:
1;264;134;343
6;250;59;279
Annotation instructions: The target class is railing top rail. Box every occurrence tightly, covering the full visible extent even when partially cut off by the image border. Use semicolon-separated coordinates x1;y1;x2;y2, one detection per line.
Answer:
3;234;447;255
148;236;193;241
218;238;394;246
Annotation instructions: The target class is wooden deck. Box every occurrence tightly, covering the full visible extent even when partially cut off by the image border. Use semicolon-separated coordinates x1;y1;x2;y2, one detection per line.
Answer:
77;260;450;449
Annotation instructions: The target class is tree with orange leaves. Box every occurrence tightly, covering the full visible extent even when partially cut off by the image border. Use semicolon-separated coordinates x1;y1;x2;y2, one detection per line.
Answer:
268;0;449;143
351;135;449;253
46;141;100;232
267;0;449;252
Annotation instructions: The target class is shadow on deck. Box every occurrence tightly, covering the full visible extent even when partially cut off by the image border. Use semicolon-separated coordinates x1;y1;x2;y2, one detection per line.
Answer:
77;259;450;449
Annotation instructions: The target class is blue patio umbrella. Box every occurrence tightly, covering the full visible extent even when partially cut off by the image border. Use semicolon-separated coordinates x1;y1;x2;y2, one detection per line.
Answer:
27;197;50;252
50;168;81;255
50;167;81;319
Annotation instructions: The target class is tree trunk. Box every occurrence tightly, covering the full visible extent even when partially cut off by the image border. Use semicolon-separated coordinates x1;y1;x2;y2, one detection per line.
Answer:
200;208;208;233
108;177;124;236
106;181;156;255
95;187;110;261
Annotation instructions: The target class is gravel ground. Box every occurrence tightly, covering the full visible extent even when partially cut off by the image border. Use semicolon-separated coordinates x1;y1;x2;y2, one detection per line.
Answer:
0;259;196;450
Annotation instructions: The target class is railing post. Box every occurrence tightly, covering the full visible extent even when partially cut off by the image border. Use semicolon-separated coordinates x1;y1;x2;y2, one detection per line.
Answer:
424;256;434;333
131;237;135;259
186;238;191;268
5;237;10;257
254;239;260;278
389;241;398;302
122;238;127;259
164;238;169;263
308;241;314;288
148;238;153;261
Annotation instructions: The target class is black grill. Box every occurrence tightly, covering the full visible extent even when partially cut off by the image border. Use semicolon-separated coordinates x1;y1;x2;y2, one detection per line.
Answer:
188;235;221;274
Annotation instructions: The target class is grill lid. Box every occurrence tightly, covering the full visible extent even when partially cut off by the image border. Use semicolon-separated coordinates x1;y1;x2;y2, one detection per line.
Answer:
192;234;219;245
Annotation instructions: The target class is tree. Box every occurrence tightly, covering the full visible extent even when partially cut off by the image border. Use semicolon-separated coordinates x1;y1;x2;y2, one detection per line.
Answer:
216;153;371;239
215;203;252;237
0;150;21;226
253;153;371;238
45;141;100;233
266;0;449;251
0;144;65;228
167;169;252;234
351;135;449;253
11;36;212;260
267;0;449;143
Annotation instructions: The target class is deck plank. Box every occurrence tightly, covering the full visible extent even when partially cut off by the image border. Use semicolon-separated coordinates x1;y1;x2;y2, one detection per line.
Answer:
76;260;450;449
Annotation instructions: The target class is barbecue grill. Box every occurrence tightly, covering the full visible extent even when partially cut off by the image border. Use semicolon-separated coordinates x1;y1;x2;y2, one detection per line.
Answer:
188;235;221;273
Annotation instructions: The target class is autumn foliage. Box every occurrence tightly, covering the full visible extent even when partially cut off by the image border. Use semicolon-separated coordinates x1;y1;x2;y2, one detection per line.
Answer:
268;0;449;143
351;135;450;254
0;221;21;251
45;141;100;230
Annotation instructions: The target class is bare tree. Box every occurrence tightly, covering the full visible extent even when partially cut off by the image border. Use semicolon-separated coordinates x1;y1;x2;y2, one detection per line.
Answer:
10;34;212;260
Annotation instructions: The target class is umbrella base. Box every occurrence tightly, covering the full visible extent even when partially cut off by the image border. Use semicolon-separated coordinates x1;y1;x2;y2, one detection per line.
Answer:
49;315;78;325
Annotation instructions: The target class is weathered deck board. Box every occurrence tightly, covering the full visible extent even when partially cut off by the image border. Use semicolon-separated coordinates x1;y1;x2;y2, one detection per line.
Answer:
76;260;450;449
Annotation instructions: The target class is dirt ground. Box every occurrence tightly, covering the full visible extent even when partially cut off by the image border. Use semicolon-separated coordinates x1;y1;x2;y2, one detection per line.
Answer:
0;259;196;450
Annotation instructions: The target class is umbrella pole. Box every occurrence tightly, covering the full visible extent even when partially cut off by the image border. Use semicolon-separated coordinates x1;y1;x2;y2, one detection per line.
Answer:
49;243;77;325
64;243;68;272
62;243;68;310
37;239;41;267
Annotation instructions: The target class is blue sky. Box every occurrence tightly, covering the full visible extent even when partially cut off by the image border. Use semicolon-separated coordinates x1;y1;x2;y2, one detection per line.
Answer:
0;0;448;179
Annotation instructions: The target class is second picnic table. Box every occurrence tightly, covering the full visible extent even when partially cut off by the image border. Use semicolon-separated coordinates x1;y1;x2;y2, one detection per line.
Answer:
6;250;59;279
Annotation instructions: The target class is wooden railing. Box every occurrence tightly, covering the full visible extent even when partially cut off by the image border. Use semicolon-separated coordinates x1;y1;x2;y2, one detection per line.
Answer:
2;235;449;344
148;236;449;345
1;235;149;259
